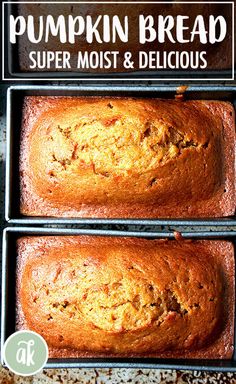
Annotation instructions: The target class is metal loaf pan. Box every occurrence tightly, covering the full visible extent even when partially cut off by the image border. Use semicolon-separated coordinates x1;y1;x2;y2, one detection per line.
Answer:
5;85;236;226
1;227;236;371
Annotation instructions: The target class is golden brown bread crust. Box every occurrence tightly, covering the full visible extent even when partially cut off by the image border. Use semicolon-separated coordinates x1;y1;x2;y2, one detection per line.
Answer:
20;97;235;218
16;236;235;359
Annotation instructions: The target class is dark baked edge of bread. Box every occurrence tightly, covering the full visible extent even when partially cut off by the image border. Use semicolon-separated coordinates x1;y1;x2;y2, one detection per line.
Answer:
19;98;236;218
15;236;235;359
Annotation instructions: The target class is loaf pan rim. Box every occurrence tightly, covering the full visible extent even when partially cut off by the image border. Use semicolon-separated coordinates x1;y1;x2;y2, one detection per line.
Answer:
1;226;236;371
5;84;236;224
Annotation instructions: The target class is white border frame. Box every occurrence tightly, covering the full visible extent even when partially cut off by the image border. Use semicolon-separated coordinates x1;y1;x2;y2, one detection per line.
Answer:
2;1;235;81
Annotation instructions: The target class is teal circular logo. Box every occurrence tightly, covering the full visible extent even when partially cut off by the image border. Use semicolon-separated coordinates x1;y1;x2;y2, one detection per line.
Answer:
3;330;48;376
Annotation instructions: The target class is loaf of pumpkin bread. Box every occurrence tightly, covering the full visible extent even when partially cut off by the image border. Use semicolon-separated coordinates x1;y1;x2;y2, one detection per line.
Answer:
16;236;235;358
20;97;235;218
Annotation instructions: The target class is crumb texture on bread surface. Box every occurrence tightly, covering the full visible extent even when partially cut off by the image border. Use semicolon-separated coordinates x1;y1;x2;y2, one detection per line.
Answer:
17;236;235;358
20;97;235;217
